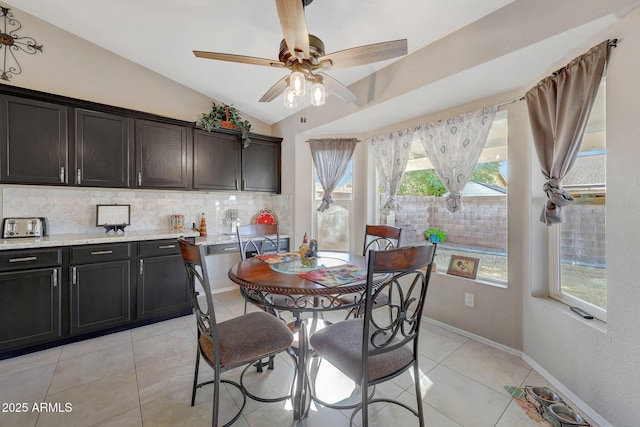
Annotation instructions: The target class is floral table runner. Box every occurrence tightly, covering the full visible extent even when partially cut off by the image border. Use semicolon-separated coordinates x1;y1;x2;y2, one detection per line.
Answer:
297;264;367;288
255;252;301;264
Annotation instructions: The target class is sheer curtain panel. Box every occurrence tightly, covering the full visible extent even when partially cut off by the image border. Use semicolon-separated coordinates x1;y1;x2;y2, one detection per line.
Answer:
370;130;413;216
417;106;497;213
525;39;615;225
309;138;358;212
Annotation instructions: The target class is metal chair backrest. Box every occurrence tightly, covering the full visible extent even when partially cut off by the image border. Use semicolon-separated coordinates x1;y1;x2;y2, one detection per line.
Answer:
178;238;219;359
363;224;402;255
236;223;280;260
361;244;436;381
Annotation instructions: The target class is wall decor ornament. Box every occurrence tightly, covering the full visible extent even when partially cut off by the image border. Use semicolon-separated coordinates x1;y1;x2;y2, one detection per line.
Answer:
0;7;43;81
196;102;252;148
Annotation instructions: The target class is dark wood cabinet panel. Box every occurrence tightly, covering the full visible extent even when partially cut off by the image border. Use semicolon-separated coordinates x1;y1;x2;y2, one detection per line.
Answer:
69;244;132;335
241;136;281;193
0;95;69;185
0;268;61;351
193;130;240;191
135;119;190;189
70;260;131;335
136;253;190;320
75;109;133;188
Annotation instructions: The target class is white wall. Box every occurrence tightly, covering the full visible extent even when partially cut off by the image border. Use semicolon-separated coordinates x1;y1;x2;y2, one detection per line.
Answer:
280;7;640;427
522;10;640;426
4;2;640;424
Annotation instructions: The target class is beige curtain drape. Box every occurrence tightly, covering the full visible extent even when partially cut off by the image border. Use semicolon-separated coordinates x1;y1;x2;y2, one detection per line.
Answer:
525;39;615;225
417;106;497;213
370;130;413;216
309;138;358;212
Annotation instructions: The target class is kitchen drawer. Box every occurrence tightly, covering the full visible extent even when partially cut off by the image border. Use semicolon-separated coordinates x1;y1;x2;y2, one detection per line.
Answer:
206;242;239;255
0;248;62;272
138;239;182;257
71;243;131;264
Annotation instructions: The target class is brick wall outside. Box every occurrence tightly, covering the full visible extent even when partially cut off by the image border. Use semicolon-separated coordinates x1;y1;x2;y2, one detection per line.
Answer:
389;195;604;265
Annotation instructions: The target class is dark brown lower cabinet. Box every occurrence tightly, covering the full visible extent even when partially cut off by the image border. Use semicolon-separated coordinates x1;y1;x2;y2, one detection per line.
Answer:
136;240;191;321
0;238;193;358
70;260;131;335
0;267;61;352
69;243;132;335
0;248;62;353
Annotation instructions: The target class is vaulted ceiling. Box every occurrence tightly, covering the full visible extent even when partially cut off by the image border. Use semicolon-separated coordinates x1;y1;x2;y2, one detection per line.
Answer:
6;0;639;135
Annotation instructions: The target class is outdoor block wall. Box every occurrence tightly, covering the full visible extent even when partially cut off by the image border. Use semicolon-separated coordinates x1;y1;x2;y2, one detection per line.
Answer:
392;195;507;251
390;194;605;265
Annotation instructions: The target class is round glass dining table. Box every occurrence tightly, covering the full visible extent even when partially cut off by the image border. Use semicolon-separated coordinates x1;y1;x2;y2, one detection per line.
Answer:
227;251;375;420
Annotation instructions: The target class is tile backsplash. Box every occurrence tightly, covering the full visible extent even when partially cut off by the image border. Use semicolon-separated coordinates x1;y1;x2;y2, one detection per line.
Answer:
0;186;291;236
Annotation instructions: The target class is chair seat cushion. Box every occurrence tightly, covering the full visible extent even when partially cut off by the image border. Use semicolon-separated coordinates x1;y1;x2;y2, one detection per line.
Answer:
309;319;413;384
199;311;293;368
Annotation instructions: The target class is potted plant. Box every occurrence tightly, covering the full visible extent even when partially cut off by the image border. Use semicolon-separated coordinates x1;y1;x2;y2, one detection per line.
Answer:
196;102;252;148
424;227;447;244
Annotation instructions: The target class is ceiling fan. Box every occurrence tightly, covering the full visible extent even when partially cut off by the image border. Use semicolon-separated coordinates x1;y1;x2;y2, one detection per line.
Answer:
193;0;407;107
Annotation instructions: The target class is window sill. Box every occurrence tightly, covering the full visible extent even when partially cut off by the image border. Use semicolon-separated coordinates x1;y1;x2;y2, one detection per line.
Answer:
433;270;508;289
533;296;608;334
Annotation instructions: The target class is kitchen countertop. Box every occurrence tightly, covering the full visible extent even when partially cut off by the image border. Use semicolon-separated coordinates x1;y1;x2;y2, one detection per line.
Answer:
0;230;288;251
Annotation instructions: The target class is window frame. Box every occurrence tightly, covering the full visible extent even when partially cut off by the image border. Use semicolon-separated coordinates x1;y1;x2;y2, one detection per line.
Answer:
312;159;354;253
376;112;508;286
547;80;607;322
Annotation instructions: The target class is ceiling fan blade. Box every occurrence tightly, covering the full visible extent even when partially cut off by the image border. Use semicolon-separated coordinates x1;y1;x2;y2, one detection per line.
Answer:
193;51;285;68
318;39;408;69
275;0;310;60
318;72;357;103
259;75;290;102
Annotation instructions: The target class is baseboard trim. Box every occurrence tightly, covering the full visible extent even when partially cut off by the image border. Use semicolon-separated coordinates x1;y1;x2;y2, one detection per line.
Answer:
423;316;611;427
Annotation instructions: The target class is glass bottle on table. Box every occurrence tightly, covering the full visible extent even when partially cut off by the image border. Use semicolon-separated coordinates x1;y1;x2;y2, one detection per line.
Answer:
299;232;309;260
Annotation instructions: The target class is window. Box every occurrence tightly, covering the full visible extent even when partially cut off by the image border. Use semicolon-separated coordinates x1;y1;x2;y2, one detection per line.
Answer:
386;111;508;283
313;160;352;251
549;81;606;321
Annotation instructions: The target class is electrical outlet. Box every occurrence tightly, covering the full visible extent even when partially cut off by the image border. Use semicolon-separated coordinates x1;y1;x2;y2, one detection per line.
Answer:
464;293;474;308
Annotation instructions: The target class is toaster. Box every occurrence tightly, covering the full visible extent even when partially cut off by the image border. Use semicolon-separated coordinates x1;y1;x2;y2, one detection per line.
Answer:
2;217;48;238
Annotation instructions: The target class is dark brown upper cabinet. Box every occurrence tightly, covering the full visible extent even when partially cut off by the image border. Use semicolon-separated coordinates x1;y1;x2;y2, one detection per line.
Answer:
193;129;281;193
75;109;133;188
193;129;241;191
135;119;191;190
241;135;281;193
0;95;69;185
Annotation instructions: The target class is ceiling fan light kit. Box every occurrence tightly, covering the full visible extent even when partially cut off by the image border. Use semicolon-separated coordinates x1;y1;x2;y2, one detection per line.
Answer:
283;86;298;108
310;78;325;106
194;0;407;109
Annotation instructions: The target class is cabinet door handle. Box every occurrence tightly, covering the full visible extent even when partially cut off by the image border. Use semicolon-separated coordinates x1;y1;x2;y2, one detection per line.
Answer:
71;266;77;285
242;179;246;190
52;269;58;288
9;256;37;263
138;171;142;186
223;246;236;251
158;244;175;249
77;168;82;185
139;259;144;275
235;178;238;190
90;250;113;255
60;166;65;183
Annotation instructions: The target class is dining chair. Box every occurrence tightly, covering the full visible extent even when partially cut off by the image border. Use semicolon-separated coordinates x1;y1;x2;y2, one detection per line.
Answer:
342;224;403;319
310;244;436;427
236;223;280;260
177;238;294;427
236;223;283;316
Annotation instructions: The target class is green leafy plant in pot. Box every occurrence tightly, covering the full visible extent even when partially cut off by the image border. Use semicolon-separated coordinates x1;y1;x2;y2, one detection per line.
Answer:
424;228;447;244
196;102;252;148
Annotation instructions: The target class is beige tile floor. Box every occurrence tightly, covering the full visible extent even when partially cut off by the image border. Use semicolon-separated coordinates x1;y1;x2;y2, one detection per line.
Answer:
0;289;595;427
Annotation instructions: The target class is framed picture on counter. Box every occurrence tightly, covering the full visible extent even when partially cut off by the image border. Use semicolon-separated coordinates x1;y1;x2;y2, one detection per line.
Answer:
96;204;131;227
447;255;480;279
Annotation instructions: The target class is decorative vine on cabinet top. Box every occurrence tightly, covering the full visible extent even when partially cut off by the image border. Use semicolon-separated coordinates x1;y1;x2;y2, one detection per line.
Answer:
0;86;281;193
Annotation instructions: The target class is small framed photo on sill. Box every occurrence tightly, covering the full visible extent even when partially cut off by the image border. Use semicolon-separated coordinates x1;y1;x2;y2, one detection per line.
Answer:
447;255;480;279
